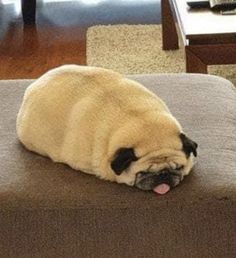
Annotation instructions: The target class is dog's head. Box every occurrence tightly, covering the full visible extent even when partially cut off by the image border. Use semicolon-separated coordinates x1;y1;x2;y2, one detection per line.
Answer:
110;113;198;194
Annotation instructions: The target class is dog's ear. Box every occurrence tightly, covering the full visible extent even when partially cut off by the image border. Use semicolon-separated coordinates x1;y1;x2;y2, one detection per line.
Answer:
180;133;198;157
111;148;138;175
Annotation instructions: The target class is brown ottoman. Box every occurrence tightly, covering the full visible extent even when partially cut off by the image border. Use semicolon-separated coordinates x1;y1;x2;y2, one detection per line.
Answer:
0;74;235;258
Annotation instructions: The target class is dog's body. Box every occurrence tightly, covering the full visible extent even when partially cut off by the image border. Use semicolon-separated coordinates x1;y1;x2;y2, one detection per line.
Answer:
17;65;197;193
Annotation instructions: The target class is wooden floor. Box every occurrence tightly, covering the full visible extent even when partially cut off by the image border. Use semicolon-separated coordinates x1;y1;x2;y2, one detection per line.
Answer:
0;0;161;79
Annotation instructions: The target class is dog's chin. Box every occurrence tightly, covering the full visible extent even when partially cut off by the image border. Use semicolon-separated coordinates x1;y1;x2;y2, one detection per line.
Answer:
134;169;183;191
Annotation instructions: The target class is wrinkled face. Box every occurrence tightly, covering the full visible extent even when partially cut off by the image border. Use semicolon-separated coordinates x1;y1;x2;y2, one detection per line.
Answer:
110;133;198;193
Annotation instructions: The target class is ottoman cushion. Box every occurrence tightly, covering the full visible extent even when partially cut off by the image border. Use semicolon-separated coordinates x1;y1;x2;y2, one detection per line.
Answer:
0;74;235;258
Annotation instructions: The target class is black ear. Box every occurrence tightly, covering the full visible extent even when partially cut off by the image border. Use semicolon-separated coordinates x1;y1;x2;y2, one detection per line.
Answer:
111;148;138;175
180;133;198;157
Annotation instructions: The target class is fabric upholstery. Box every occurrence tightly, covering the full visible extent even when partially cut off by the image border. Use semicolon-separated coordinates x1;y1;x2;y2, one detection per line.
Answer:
0;74;235;258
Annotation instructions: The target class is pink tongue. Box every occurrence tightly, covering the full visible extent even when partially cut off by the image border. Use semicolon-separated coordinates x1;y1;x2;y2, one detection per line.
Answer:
153;184;170;195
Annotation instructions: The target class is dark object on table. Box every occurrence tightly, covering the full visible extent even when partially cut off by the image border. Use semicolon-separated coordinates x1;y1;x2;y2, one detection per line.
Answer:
221;8;236;13
209;0;236;10
187;0;236;10
186;0;210;8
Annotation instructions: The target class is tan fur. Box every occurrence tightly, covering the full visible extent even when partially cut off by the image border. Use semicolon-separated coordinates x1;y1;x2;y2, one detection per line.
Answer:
16;65;194;187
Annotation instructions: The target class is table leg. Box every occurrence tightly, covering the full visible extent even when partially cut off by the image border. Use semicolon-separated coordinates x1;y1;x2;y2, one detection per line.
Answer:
21;0;36;24
185;47;207;73
161;0;179;50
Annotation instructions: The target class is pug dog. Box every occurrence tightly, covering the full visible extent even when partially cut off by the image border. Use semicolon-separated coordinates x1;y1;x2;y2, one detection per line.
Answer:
16;65;197;195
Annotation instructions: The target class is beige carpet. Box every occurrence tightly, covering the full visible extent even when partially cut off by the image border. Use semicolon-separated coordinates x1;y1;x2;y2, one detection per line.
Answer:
86;24;236;86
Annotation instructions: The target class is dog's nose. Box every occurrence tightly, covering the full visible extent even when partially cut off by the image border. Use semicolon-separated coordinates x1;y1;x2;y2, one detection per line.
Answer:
159;172;170;180
158;169;182;187
158;171;172;184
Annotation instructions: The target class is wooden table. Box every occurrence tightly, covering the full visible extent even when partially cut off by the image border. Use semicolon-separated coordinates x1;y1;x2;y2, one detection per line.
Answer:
161;0;236;73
